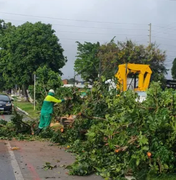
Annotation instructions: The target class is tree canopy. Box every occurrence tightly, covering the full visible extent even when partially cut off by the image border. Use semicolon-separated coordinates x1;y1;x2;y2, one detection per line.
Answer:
98;40;119;79
74;39;167;83
0;20;67;90
0;20;15;90
74;41;100;83
172;58;176;79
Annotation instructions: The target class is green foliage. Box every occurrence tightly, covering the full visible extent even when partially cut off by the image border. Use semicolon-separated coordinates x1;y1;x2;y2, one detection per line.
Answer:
74;39;167;83
65;83;176;180
0;122;16;140
0;19;15;90
171;58;176;79
0;20;67;90
0;109;40;140
28;65;63;108
53;87;84;117
43;82;176;180
74;41;100;83
11;108;32;134
149;174;176;180
39;127;54;139
51;118;99;145
0;119;7;125
98;40;119;79
0;19;14;34
43;162;57;170
100;40;167;82
1;71;176;180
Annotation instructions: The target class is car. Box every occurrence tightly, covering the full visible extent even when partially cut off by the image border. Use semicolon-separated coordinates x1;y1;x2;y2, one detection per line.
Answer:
0;94;13;114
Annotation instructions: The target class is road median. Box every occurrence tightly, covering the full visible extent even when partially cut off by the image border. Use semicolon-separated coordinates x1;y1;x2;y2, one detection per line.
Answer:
13;101;39;119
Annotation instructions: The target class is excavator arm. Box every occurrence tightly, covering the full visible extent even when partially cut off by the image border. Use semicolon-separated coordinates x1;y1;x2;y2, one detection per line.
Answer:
115;63;152;92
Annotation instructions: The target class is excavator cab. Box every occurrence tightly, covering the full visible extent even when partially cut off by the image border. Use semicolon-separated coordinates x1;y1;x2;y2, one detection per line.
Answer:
115;63;152;92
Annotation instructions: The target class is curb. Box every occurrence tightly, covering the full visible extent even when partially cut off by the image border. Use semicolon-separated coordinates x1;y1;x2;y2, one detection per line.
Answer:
16;107;29;116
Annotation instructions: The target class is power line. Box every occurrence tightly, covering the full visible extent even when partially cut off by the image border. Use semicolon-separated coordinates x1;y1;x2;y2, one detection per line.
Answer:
2;18;149;39
59;37;147;43
152;28;176;36
152;36;175;41
0;11;147;26
157;43;176;48
1;12;175;60
1;17;149;43
2;12;176;45
57;30;147;36
153;24;176;30
2;18;147;31
151;24;176;35
3;17;175;48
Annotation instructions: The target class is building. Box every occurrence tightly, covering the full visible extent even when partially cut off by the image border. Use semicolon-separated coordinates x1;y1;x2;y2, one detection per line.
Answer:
62;79;68;85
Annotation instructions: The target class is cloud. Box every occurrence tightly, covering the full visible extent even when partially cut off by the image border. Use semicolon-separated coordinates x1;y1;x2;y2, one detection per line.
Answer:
0;0;175;79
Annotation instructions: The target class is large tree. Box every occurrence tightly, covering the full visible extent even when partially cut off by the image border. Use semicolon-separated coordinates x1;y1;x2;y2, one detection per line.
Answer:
0;20;15;90
74;39;167;83
172;58;176;79
114;41;167;82
74;41;100;83
0;21;67;93
98;40;119;79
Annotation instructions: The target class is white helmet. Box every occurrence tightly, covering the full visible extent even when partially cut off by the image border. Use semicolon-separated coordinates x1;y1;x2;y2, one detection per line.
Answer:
49;89;55;93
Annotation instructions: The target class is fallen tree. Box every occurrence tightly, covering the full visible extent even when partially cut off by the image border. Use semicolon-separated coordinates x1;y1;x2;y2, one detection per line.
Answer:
1;82;176;180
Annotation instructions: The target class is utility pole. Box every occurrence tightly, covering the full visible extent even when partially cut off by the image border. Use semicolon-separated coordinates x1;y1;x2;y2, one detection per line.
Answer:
148;23;151;45
74;70;76;86
98;58;101;82
34;73;36;110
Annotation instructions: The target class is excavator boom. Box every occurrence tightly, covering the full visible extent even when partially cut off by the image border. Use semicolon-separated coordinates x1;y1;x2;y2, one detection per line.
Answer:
115;63;152;92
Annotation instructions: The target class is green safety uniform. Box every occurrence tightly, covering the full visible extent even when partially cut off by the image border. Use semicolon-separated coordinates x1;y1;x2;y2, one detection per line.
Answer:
38;92;64;129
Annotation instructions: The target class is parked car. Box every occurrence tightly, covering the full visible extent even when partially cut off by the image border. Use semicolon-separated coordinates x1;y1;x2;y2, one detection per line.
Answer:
0;94;13;114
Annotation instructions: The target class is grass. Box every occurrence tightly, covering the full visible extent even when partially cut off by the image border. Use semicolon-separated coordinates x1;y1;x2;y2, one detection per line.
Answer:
14;101;39;119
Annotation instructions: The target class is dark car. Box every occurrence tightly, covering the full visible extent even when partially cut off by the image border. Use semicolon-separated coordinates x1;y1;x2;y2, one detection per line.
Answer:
0;94;13;114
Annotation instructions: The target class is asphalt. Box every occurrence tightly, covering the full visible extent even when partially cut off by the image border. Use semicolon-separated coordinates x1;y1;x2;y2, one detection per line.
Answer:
0;114;12;122
0;111;131;180
0;111;32;122
0;112;103;180
0;140;104;180
0;142;16;180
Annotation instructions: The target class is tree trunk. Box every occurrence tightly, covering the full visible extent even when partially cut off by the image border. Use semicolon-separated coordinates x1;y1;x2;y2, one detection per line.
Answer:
22;85;29;102
7;88;11;95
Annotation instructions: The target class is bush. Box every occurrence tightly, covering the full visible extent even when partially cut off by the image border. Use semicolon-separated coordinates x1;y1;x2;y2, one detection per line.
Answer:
58;82;176;180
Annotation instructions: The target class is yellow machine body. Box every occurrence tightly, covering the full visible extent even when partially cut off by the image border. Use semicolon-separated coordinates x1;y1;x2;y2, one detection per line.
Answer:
115;63;152;92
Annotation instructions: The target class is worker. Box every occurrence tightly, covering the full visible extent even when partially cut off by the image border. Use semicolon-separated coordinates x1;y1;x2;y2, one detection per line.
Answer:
36;89;66;134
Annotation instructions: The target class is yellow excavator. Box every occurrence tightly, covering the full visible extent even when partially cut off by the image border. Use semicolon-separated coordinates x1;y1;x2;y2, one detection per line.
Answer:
115;64;152;101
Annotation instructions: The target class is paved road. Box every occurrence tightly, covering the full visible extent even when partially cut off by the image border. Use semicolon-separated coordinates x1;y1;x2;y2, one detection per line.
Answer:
0;114;12;122
0;140;104;180
0;112;32;122
0;142;16;180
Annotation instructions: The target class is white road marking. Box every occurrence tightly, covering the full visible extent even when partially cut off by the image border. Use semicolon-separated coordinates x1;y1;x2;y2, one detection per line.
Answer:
6;141;24;180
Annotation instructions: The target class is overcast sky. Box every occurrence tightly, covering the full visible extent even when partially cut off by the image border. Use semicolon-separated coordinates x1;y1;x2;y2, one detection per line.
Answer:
0;0;176;79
